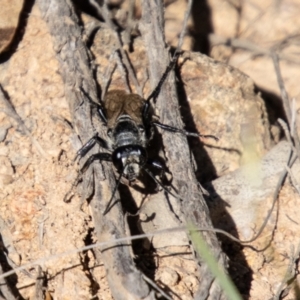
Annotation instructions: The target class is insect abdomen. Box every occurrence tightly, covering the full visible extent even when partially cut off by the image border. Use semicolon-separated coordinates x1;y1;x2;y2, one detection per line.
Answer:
112;115;146;148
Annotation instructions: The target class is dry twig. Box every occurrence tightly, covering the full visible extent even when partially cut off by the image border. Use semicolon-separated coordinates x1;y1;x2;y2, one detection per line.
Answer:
209;33;300;64
34;266;44;300
274;242;300;300
38;0;152;299
0;225;257;282
90;0;142;96
142;275;173;300
139;0;228;299
272;52;300;159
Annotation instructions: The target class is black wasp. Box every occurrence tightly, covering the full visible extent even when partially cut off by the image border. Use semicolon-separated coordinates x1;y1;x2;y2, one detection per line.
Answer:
73;53;216;214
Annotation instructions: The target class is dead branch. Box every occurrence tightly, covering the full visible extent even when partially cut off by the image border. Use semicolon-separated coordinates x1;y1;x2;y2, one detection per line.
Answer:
272;52;300;160
274;242;300;300
90;0;142;95
34;266;44;300
209;33;300;64
139;1;228;299
37;0;153;299
0;225;254;282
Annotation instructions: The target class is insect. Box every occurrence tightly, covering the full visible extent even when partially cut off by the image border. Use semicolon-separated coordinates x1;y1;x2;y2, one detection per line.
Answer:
74;53;216;214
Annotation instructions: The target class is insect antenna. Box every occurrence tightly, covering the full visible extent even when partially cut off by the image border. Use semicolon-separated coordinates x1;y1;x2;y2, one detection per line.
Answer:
143;167;181;201
103;164;127;215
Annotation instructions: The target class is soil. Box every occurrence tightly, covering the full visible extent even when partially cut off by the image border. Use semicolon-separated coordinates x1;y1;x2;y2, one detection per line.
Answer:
0;0;299;299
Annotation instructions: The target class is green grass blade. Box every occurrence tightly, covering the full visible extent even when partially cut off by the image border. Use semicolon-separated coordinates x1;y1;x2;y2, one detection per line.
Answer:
188;223;242;300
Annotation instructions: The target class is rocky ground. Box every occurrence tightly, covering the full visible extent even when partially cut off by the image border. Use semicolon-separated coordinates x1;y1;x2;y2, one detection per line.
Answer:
0;0;299;299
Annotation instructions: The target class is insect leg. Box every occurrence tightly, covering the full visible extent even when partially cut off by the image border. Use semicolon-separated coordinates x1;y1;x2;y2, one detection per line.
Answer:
81;153;112;173
76;134;110;161
145;52;180;104
143;167;180;200
147;158;164;170
64;153;112;203
152;121;218;141
142;52;180;119
146;158;168;182
97;105;108;124
80;87;107;124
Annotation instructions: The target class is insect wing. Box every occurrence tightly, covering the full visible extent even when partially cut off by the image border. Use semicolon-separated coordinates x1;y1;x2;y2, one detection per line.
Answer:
123;93;145;126
104;90;127;128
